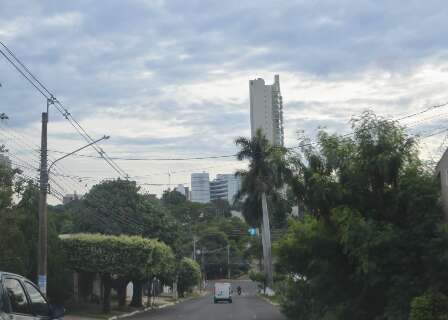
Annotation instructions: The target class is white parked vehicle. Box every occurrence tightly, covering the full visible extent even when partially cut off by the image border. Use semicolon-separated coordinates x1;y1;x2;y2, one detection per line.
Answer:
214;282;232;304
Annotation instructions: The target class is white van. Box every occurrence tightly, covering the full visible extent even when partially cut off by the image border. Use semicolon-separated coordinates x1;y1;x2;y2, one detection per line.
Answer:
214;282;232;303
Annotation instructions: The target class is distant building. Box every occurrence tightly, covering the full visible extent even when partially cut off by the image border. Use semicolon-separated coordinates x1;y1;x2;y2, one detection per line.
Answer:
191;173;210;203
174;184;190;200
185;187;190;200
175;184;186;196
210;174;241;204
436;150;448;220
218;174;241;204
210;178;228;202
63;193;82;205
0;154;11;169
249;75;284;146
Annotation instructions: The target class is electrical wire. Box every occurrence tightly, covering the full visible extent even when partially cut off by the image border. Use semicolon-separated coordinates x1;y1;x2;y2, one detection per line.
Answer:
0;121;89;192
0;41;128;178
47;149;237;161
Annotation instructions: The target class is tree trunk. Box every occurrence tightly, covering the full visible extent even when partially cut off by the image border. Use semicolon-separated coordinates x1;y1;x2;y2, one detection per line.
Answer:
130;280;143;307
102;273;112;314
172;277;178;299
261;192;273;288
117;279;128;308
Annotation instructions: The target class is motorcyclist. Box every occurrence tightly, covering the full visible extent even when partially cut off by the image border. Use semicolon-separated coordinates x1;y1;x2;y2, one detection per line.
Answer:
237;285;242;295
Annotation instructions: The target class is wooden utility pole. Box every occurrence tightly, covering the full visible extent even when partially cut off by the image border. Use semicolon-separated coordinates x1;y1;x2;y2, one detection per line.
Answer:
193;236;197;261
227;245;231;279
38;102;49;295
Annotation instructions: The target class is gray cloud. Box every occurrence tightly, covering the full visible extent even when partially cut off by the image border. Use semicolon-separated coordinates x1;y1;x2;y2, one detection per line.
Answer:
1;0;448;201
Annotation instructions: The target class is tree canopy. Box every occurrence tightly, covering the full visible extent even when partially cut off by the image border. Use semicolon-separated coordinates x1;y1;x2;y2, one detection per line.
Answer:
276;112;448;320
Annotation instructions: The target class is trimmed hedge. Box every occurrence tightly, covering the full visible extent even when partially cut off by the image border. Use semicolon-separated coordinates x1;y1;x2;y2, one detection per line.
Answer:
61;233;175;280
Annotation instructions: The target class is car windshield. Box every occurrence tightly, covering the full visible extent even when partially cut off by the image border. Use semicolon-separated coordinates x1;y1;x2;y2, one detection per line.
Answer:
1;1;448;320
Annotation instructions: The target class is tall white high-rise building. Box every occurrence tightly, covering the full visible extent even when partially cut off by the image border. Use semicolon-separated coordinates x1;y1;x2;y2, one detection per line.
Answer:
191;172;210;203
249;74;284;146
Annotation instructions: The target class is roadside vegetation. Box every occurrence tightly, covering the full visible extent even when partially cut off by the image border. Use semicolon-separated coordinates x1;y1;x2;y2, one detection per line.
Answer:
274;112;448;319
0;162;253;313
2;111;448;319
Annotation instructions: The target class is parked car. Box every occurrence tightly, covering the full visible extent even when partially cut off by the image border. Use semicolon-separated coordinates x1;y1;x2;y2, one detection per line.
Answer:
214;282;232;304
0;271;64;319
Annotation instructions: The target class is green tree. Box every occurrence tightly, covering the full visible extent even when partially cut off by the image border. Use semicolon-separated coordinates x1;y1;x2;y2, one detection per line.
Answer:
177;258;201;297
235;128;289;286
73;179;144;235
197;227;229;278
410;290;448;320
207;199;231;217
161;189;186;205
276;112;447;319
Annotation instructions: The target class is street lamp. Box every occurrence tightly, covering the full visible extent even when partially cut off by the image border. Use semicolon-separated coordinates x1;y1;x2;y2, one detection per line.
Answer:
48;135;109;174
37;134;110;295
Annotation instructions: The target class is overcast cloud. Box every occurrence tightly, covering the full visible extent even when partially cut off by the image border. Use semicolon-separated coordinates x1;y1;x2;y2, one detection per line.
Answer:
1;0;448;202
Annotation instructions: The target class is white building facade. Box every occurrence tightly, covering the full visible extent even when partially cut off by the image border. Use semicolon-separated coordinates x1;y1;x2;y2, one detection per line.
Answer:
249;75;284;146
217;174;241;204
190;173;241;204
210;178;228;202
191;172;210;203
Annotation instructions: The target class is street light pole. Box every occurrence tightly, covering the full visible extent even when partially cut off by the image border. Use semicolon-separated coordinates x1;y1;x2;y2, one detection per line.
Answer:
37;123;109;295
193;236;197;262
227;245;230;280
47;135;110;174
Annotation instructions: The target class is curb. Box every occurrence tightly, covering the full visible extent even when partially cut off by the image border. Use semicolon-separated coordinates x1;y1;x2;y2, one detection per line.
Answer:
107;302;175;320
258;294;280;307
107;292;208;320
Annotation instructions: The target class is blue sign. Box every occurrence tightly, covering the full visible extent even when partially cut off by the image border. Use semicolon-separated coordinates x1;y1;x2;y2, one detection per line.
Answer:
38;275;47;295
248;228;257;236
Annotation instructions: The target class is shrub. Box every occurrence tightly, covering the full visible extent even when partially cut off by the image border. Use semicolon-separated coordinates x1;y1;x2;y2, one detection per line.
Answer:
410;291;448;320
177;258;201;296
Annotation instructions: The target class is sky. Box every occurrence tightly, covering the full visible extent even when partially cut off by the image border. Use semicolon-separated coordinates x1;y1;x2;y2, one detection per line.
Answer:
1;0;448;203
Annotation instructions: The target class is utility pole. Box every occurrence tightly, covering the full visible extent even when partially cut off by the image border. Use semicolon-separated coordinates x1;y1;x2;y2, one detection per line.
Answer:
227;245;230;280
38;99;50;295
193;237;197;261
37;97;108;295
201;247;206;286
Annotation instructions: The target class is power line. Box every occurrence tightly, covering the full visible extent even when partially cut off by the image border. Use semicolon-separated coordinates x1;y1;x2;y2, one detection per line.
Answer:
0;41;128;178
0;120;88;192
47;149;237;161
395;102;448;122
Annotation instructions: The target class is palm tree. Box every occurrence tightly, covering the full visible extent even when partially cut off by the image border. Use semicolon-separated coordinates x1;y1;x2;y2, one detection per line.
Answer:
235;129;289;287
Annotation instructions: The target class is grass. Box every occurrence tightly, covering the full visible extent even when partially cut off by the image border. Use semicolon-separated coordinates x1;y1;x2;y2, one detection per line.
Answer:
259;293;281;306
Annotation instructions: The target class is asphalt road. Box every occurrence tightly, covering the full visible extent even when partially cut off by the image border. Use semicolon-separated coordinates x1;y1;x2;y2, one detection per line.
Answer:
129;280;286;320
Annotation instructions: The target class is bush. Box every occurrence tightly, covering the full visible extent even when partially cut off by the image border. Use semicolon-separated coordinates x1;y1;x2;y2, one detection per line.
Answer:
410;291;448;320
177;258;201;296
249;270;267;293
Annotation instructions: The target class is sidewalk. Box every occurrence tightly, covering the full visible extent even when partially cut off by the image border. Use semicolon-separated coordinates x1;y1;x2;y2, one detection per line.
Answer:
64;293;206;320
64;296;175;320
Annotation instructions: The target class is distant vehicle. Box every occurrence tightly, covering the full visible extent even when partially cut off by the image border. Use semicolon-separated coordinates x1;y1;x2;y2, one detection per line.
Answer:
0;271;64;319
214;282;232;304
